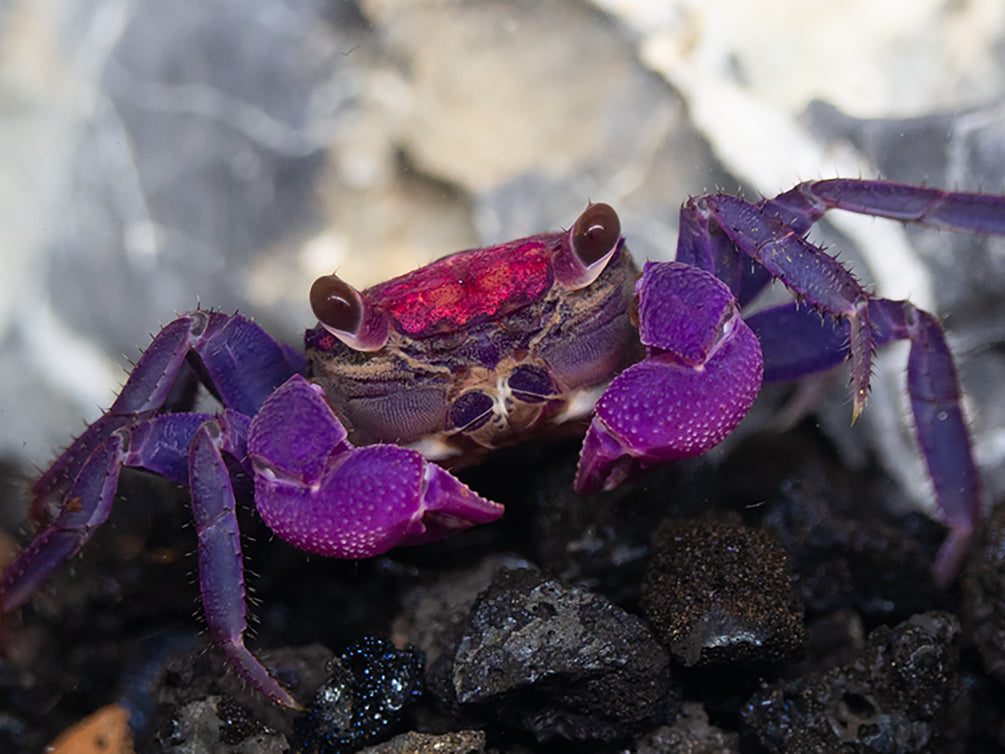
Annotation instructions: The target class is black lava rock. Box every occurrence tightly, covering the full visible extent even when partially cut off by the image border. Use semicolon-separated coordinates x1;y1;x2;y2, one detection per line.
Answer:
441;566;679;742
742;611;962;752
642;515;805;667
961;498;1005;683
295;637;424;754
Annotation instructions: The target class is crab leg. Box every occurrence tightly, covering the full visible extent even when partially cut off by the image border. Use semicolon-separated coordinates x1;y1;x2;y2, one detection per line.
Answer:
5;311;300;627
770;179;1005;236
683;182;1005;415
0;412;212;611
686;180;1005;307
699;194;878;421
747;299;979;585
576;261;763;495
30;312;303;528
1;406;302;706
186;410;301;708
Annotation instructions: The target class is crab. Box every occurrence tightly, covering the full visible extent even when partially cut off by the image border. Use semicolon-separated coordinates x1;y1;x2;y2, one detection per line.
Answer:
1;179;1003;708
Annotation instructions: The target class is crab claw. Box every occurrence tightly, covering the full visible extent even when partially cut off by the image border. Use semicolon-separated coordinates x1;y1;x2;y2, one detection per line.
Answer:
576;262;763;494
248;375;503;559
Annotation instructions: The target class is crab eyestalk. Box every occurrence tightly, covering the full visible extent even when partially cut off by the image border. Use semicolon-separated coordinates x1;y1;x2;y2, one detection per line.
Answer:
553;202;623;289
310;274;389;351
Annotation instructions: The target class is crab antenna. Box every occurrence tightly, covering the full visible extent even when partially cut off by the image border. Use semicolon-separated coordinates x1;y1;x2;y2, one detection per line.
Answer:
553;203;622;289
310;274;389;351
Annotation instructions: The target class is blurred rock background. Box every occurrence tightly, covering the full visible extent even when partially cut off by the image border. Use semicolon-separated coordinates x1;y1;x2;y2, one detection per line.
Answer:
1;0;1004;522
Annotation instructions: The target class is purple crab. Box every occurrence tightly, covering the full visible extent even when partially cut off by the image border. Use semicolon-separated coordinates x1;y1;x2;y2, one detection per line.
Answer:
2;179;1003;708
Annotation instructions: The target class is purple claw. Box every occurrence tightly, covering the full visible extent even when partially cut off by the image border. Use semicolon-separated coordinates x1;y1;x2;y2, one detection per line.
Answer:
248;375;504;559
576;262;763;494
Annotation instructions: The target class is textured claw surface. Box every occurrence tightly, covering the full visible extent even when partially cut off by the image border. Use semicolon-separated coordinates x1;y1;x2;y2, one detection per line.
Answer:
576;262;763;494
250;376;503;559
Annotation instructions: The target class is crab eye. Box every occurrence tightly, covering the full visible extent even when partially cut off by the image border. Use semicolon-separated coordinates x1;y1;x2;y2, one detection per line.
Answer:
553;203;622;290
572;203;620;266
311;275;361;333
451;391;495;432
310;274;389;352
508;365;555;403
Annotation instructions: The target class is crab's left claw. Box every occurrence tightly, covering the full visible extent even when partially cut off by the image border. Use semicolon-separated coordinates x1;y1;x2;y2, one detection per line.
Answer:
576;262;763;495
248;375;504;559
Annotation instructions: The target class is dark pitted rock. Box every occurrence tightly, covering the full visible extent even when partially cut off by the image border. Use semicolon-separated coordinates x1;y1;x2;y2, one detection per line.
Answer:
294;637;424;754
742;611;962;752
961;498;1005;683
641;515;805;667
361;729;486;753
443;566;679;742
633;701;741;753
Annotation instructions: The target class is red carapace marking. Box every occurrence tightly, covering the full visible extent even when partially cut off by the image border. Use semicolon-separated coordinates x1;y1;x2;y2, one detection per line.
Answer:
368;238;556;337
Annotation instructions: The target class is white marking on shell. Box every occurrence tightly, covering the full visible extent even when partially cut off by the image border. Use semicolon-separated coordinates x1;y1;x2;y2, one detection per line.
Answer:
407;436;463;462
554;384;608;424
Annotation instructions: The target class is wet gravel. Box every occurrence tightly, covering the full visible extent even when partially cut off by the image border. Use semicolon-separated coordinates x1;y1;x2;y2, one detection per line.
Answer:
1;418;1004;752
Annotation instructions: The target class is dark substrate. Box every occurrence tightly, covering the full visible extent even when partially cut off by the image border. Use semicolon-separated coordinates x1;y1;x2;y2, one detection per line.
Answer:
1;414;1004;753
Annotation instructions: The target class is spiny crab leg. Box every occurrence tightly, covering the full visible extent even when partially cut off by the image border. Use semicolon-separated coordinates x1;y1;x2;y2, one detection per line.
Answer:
0;406;298;706
187;410;302;708
769;179;1005;236
679;180;1005;307
29;312;303;528
0;412;212;612
699;194;876;421
575;261;763;495
694;179;1005;584
681;180;1005;423
747;298;979;585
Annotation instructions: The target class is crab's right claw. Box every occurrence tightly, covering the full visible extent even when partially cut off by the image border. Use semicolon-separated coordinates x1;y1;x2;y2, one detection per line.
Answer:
576;262;763;495
248;376;504;559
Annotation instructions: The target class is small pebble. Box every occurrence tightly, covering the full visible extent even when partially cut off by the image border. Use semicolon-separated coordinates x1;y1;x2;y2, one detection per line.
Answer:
642;515;805;667
159;696;285;754
295;637;424;754
445;566;678;742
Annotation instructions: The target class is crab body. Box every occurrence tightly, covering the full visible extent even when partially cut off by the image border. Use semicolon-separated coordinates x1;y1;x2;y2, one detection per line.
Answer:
2;179;1004;708
305;235;642;459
